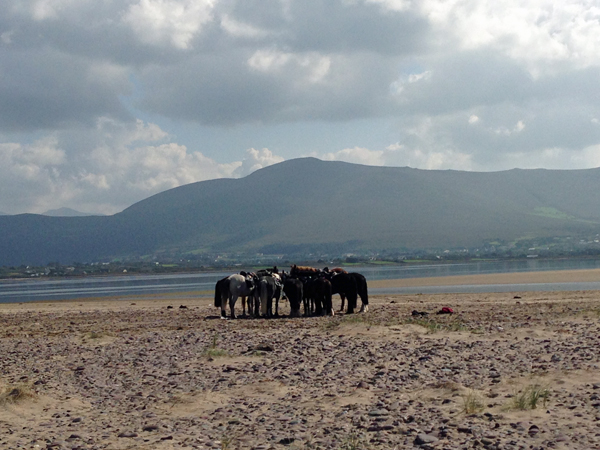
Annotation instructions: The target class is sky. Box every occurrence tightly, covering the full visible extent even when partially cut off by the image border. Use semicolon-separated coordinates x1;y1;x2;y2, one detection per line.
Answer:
2;0;600;215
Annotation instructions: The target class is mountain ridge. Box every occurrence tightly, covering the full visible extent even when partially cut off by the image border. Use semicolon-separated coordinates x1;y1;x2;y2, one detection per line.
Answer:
1;158;599;266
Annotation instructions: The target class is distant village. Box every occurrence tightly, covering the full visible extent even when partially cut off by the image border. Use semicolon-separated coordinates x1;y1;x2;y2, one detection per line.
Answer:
2;233;600;279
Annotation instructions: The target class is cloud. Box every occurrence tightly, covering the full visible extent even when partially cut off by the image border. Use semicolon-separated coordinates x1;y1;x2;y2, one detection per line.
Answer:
0;120;251;214
321;147;385;166
123;0;216;49
3;0;600;215
383;142;473;170
319;142;474;170
233;148;284;177
0;137;71;214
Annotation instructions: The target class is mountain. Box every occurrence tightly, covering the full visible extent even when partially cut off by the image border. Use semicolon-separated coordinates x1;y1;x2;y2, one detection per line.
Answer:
1;157;600;266
42;207;101;217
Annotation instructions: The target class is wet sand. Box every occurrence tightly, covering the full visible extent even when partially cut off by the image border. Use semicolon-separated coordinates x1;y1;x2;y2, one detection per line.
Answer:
1;270;600;449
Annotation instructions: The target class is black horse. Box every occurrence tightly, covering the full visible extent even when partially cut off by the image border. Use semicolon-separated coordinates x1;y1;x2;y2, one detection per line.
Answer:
339;272;369;313
283;276;303;317
301;276;316;316
312;276;334;316
330;272;358;314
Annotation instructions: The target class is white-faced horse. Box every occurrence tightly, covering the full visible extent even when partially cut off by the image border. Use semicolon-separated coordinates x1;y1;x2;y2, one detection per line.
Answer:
216;274;256;319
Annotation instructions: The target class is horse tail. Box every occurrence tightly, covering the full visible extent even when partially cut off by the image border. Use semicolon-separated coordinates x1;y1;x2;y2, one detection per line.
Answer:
214;277;228;308
361;277;369;305
214;279;221;307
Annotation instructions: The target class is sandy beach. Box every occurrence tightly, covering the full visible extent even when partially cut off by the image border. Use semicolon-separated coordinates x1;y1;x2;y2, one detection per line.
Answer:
1;270;600;449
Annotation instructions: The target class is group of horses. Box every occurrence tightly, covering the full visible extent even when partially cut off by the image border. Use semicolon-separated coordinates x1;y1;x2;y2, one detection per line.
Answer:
213;265;368;319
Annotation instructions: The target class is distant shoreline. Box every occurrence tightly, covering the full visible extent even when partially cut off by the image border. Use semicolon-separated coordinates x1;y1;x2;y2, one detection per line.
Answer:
370;267;600;288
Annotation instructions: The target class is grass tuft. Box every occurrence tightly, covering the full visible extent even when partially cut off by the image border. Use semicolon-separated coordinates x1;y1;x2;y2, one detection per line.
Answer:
340;432;368;450
510;384;550;410
461;390;485;415
202;333;230;358
0;383;36;406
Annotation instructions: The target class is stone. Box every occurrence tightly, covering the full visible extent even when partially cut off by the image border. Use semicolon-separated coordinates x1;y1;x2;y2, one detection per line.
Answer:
368;409;389;417
414;433;439;446
118;432;138;438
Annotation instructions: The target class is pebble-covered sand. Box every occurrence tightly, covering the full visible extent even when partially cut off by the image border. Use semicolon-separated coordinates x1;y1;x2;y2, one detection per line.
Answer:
1;278;600;449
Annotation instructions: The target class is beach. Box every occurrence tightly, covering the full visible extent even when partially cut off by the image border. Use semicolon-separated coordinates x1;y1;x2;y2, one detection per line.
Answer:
1;270;600;449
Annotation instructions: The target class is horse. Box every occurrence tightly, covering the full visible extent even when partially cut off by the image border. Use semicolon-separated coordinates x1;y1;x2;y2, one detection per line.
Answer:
300;276;316;316
330;272;358;314
271;272;284;316
253;275;281;318
312;276;334;316
216;273;256;319
290;264;321;277
283;276;303;318
338;272;369;313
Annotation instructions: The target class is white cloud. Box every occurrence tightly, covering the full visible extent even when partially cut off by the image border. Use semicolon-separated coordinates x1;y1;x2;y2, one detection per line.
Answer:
123;0;216;49
0;137;70;213
318;142;475;170
321;146;385;166
220;14;270;38
365;0;411;12
384;142;473;170
391;70;432;95
248;49;331;83
0;120;254;214
247;49;292;72
494;120;526;135
30;0;75;21
420;0;600;73
233;148;285;177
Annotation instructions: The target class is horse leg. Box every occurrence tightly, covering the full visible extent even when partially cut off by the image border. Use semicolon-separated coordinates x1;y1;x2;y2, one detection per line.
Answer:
314;294;322;316
229;295;237;319
327;296;334;316
247;295;253;317
339;293;346;312
359;290;369;313
359;297;369;313
260;291;268;317
220;295;227;319
346;293;356;315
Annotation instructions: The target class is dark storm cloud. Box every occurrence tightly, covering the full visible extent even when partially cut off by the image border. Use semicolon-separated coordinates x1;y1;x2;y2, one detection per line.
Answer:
137;50;401;125
0;47;132;132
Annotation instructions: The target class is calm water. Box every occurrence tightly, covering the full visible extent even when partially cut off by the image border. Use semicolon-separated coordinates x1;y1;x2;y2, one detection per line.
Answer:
3;258;600;303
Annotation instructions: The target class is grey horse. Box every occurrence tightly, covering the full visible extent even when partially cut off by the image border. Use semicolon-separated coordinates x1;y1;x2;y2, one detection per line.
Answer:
217;273;255;319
